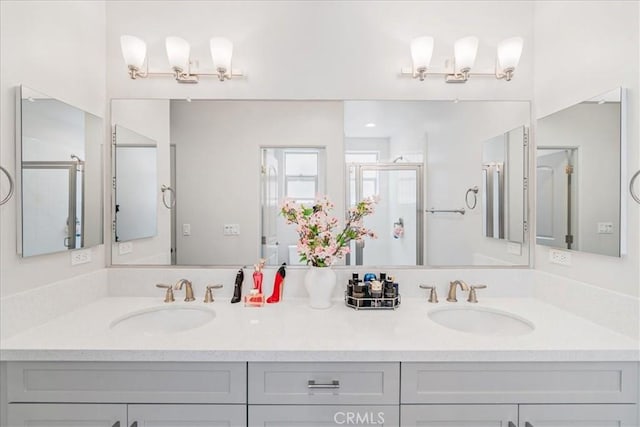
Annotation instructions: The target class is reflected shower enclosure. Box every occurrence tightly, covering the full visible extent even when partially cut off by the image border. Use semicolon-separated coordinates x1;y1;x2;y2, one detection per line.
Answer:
16;86;103;257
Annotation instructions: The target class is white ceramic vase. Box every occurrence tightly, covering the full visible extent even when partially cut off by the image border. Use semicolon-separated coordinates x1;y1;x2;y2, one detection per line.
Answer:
304;266;337;309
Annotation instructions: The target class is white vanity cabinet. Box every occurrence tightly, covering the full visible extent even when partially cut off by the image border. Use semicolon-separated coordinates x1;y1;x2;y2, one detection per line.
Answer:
7;403;246;426
518;404;638;426
7;403;126;426
401;362;639;426
5;362;247;426
247;362;400;426
401;404;518;426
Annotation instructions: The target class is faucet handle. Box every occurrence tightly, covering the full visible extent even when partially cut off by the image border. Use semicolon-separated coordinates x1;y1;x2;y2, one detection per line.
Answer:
419;284;438;303
156;284;175;303
204;284;223;303
467;284;487;303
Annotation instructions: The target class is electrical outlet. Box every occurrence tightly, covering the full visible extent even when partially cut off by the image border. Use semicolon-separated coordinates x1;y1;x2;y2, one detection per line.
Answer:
71;249;92;266
597;222;614;234
549;249;571;266
223;224;240;236
507;242;522;255
118;241;133;255
182;223;191;236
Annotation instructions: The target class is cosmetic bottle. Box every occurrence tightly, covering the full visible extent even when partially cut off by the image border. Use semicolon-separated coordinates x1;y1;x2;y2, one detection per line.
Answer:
244;289;264;307
230;268;244;303
253;259;265;293
244;259;265;306
267;263;286;303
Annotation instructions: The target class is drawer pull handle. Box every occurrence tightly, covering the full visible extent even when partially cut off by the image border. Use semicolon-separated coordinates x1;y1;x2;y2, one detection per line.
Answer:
307;379;340;389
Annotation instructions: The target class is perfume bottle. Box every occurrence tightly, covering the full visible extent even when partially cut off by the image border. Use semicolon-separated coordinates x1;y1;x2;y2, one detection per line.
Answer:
244;259;265;306
267;263;286;303
244;289;264;307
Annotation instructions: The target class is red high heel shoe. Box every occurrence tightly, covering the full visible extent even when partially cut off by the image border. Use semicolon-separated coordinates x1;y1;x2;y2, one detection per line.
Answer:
267;263;286;303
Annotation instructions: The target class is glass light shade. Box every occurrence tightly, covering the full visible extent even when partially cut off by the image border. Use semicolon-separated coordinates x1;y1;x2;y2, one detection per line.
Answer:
410;36;434;70
210;37;233;71
165;36;191;71
454;36;479;72
497;37;523;70
120;35;146;69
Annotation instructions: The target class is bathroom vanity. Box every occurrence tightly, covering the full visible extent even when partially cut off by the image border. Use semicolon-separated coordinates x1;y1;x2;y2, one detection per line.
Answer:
2;296;638;426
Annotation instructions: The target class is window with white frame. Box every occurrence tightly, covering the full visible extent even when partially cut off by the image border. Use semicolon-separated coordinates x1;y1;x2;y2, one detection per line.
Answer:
285;151;319;204
345;151;380;204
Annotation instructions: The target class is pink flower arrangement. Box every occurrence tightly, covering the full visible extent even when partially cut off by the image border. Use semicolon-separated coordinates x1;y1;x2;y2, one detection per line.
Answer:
280;195;378;267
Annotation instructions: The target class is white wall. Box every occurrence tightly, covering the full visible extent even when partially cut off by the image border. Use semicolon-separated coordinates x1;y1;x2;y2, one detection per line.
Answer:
170;100;344;265
111;99;171;265
533;1;640;298
0;1;106;298
106;1;533;100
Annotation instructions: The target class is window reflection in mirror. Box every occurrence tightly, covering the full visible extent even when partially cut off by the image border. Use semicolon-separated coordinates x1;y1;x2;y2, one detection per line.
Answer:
260;147;326;266
114;125;158;242
536;88;623;257
17;86;103;257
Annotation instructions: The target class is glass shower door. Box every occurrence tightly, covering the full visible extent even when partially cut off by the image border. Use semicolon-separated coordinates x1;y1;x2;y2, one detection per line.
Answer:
346;163;423;265
21;162;79;256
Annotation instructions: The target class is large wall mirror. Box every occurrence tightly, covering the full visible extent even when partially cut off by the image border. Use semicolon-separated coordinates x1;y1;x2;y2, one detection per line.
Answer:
536;88;624;257
16;86;103;257
110;99;530;268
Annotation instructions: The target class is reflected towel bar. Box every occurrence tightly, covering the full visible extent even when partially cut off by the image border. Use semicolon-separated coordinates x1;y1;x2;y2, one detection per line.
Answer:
161;184;176;209
426;208;465;215
0;165;14;206
631;169;640;205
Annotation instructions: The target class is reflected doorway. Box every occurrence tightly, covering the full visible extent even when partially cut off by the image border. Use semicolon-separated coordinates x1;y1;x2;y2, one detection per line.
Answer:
536;147;578;250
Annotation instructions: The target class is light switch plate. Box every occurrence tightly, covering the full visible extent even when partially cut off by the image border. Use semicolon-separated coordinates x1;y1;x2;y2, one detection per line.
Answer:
182;224;191;236
549;249;571;266
71;249;91;265
118;241;133;255
223;224;240;236
597;222;614;234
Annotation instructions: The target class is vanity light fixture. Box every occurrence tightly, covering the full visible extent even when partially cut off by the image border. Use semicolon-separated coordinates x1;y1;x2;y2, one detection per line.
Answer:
365;122;376;128
120;35;244;83
402;36;523;83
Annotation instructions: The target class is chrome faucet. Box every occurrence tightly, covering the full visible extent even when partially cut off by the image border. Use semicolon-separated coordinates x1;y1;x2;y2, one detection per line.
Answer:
174;279;195;302
447;280;469;302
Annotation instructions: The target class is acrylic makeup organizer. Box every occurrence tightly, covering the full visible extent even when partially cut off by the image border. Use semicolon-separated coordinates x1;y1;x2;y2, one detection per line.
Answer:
344;273;401;310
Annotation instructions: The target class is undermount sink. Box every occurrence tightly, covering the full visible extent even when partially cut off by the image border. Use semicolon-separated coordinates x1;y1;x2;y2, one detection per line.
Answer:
110;305;216;335
428;306;534;336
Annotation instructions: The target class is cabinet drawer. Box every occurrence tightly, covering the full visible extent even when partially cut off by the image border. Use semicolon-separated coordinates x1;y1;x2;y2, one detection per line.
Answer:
249;362;399;405
249;405;399;426
401;362;638;404
7;361;247;404
401;404;518;427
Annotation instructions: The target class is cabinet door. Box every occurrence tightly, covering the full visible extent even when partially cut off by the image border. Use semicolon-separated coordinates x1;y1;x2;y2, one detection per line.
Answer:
401;404;517;426
128;404;246;427
7;403;126;426
249;405;399;426
519;404;638;426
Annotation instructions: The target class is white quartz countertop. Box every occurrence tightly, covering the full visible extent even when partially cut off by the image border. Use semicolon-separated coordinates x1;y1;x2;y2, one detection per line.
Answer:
1;296;638;362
